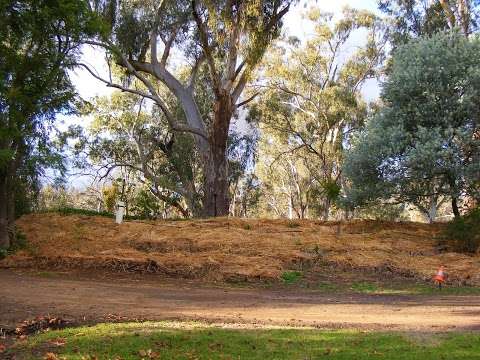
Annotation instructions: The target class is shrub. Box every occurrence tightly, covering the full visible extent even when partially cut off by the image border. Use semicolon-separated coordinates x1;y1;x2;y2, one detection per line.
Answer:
0;230;28;259
286;220;300;228
281;270;303;284
242;223;252;230
444;208;480;253
46;206;150;221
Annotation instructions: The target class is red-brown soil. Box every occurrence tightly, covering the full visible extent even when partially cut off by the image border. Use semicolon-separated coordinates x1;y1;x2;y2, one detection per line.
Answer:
1;270;479;332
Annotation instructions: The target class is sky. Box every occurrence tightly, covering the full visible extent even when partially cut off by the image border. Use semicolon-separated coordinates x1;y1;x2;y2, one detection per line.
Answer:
62;0;381;188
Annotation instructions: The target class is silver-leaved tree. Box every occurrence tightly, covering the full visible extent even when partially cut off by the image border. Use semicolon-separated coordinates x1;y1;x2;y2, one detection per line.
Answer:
343;31;480;222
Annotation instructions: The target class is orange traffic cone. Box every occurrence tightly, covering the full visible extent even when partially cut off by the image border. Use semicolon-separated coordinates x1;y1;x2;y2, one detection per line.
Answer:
434;266;446;290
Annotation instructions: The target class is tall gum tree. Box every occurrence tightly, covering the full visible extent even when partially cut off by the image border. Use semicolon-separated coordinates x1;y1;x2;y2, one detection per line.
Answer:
84;0;293;217
252;7;386;220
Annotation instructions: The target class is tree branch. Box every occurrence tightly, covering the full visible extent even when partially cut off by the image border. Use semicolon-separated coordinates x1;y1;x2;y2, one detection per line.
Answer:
236;92;260;108
192;0;221;96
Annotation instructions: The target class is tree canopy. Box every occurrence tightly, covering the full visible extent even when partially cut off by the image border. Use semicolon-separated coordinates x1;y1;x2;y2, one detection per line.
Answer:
0;0;96;248
343;31;480;221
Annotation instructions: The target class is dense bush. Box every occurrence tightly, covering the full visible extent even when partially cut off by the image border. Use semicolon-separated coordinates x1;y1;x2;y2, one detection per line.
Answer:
444;208;480;253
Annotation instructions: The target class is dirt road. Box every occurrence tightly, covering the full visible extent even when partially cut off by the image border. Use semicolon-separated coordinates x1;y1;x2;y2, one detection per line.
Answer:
1;270;479;332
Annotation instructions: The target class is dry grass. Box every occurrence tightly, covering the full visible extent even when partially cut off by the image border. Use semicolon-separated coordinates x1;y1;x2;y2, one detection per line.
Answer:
2;213;480;285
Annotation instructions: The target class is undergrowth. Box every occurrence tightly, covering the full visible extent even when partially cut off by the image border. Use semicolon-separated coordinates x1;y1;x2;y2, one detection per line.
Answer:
0;230;28;260
444;207;480;253
41;207;150;221
281;270;303;284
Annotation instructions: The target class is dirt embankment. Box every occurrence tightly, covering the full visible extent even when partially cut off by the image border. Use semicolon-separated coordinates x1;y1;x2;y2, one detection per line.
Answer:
2;213;479;285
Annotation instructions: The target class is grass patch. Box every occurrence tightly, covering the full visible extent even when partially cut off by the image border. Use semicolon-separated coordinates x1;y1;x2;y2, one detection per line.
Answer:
350;281;379;293
242;223;253;230
281;270;303;284
35;271;57;278
8;322;480;360
317;281;339;292
286;220;300;228
345;281;480;295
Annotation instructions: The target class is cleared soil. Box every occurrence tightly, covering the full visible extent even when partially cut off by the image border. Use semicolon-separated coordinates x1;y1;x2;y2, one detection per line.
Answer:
1;269;479;332
2;213;480;286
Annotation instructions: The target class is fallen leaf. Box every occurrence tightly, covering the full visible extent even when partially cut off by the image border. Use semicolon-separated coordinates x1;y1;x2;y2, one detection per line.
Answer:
44;352;60;360
50;338;66;346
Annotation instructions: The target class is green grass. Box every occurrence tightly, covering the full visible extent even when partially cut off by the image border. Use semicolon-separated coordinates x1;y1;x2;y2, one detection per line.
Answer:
281;270;303;284
8;322;480;360
345;281;480;295
350;281;379;293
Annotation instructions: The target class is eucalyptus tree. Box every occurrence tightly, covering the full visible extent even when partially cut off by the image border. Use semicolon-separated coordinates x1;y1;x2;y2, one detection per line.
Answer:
86;92;201;217
83;0;293;217
257;138;316;219
0;0;95;249
343;31;480;221
379;0;479;48
85;86;259;218
253;7;386;219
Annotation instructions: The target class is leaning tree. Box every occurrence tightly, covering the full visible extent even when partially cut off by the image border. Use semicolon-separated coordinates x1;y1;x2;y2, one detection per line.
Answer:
83;0;293;217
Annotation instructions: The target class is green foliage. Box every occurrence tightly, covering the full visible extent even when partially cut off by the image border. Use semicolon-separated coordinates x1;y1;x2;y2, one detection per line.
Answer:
9;230;27;253
242;223;253;230
0;0;99;239
343;31;480;217
281;270;302;284
286;220;300;228
38;185;74;211
379;0;450;49
255;7;384;219
131;188;162;219
41;206;149;221
320;180;341;201
86;91;202;217
102;185;118;213
445;208;480;253
356;202;407;222
54;207;113;218
379;0;479;51
0;230;28;259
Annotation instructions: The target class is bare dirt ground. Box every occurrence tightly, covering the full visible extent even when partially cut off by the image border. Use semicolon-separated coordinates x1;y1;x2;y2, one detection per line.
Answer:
1;269;479;333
